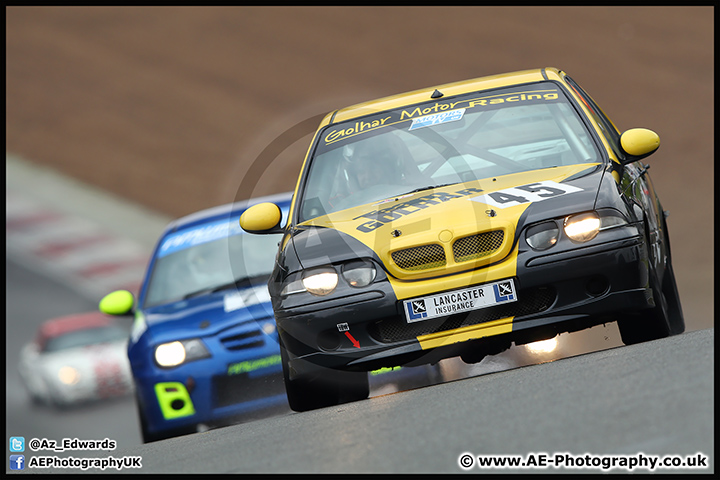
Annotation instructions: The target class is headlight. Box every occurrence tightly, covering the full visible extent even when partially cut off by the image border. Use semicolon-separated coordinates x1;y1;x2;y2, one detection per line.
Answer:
342;260;376;287
564;212;600;243
281;278;305;296
301;268;338;296
281;262;375;296
155;339;210;368
598;210;629;229
58;366;80;385
526;222;559;251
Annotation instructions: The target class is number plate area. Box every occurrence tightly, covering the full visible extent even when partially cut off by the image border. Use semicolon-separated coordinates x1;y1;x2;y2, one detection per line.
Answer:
403;279;517;323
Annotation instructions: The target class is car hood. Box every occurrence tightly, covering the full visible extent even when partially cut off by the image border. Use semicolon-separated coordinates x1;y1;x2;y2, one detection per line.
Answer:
141;284;275;344
292;163;606;280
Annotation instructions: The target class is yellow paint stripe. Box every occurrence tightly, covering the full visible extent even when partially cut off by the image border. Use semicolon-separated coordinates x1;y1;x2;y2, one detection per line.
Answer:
417;316;514;350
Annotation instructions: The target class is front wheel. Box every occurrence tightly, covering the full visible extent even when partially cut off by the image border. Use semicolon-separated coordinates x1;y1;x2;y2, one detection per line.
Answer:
618;256;683;345
280;341;369;412
659;228;685;336
617;285;670;345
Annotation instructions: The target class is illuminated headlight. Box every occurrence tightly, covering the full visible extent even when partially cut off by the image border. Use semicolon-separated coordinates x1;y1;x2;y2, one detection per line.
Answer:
301;268;338;296
155;339;210;368
564;212;600;243
342;260;376;287
58;366;80;385
526;222;559;251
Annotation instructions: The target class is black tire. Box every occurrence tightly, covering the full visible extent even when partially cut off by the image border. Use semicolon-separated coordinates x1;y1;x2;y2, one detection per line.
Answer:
659;220;685;335
617;276;670;345
618;222;683;345
280;340;369;412
137;395;161;443
662;261;685;336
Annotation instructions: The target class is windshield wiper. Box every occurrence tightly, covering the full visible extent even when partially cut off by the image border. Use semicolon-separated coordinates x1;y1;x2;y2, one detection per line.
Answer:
182;275;267;300
397;183;460;196
182;288;214;300
210;276;261;293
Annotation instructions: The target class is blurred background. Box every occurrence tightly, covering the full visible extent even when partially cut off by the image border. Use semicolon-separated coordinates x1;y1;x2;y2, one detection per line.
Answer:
6;6;713;452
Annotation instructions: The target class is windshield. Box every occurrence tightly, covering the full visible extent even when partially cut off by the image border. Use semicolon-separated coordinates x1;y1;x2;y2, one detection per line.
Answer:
299;83;600;222
144;220;282;308
43;326;128;353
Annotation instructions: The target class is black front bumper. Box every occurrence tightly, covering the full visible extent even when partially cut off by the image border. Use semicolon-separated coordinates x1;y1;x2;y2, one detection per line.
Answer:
276;234;652;374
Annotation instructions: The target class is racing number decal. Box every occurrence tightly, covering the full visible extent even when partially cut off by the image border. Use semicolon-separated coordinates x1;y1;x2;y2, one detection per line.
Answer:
471;181;582;209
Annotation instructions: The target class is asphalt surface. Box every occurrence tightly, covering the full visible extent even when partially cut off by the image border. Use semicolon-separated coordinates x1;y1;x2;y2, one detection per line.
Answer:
130;328;713;474
31;326;716;474
5;259;142;467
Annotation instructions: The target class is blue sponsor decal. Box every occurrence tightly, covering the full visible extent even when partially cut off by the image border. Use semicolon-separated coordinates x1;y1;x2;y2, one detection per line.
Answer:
406;299;428;321
409;108;465;131
158;216;244;258
493;282;515;302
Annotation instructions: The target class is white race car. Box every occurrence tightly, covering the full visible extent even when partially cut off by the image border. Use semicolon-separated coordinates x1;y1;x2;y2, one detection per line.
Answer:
18;312;134;407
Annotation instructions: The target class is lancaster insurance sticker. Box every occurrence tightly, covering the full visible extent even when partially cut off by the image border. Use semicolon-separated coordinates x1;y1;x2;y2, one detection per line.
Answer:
403;279;517;323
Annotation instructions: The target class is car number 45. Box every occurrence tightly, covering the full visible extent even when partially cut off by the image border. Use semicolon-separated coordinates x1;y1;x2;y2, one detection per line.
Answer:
471;181;582;209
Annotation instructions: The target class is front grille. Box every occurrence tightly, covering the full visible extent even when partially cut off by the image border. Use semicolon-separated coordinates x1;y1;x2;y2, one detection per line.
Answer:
453;230;505;263
219;329;265;351
370;287;556;343
212;371;285;409
391;244;446;271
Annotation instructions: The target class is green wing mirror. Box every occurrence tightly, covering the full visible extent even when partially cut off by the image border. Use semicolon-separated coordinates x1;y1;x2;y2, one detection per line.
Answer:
620;128;660;164
99;290;135;316
240;202;284;234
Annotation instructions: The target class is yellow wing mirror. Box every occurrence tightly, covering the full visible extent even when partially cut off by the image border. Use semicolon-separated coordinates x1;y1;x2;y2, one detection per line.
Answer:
240;202;284;234
620;128;660;163
99;290;135;316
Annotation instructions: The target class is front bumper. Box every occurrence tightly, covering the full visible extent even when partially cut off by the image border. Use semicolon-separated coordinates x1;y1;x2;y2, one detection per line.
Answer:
277;233;652;374
46;368;134;406
134;342;288;435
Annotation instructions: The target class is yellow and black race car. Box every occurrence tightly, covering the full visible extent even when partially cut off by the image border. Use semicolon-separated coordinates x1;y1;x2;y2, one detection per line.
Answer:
241;67;684;412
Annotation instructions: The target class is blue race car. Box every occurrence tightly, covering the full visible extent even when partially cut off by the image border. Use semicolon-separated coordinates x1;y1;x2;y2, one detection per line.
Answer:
99;192;292;442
